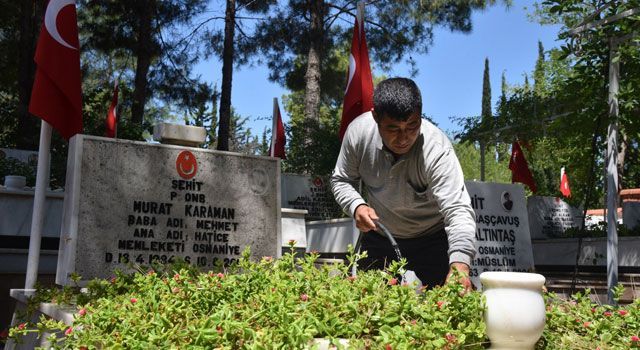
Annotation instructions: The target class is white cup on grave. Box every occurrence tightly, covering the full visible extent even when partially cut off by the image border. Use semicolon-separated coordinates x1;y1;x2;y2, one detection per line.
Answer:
4;175;27;189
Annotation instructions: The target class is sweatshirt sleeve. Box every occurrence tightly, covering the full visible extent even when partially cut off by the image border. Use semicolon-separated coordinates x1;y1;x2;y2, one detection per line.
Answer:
427;145;477;266
330;125;366;217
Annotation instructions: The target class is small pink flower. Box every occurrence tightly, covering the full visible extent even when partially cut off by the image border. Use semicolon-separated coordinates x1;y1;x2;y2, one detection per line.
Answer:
591;307;597;313
583;322;591;328
288;239;297;245
631;335;640;342
147;269;155;276
445;333;457;343
130;298;138;304
300;294;309;302
173;273;181;281
110;277;116;284
385;344;392;350
347;276;356;282
216;273;225;279
263;256;273;262
619;310;628;316
388;278;398;286
65;327;73;336
78;308;86;316
410;319;417;325
216;326;223;334
604;311;612;317
172;287;181;294
18;323;26;330
437;301;445;309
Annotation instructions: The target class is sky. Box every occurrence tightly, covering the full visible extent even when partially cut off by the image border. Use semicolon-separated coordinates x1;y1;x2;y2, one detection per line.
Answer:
197;0;563;136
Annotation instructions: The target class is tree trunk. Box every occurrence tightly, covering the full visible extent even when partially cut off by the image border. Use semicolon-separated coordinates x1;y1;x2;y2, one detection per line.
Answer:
16;0;42;150
303;0;324;122
217;0;236;151
131;0;155;126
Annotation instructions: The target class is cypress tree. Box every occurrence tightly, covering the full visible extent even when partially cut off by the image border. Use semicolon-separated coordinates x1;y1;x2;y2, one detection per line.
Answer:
481;57;492;130
479;57;492;181
533;41;545;97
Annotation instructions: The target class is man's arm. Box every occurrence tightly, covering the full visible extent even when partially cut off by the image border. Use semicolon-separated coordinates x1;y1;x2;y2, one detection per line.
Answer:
426;145;477;292
330;125;367;219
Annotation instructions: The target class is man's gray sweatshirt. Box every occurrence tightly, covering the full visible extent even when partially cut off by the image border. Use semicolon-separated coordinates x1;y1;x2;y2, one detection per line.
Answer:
330;113;477;266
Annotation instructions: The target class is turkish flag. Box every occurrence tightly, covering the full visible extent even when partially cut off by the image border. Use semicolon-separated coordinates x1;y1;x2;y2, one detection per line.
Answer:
509;141;537;193
105;81;118;138
29;0;83;140
270;98;286;159
560;167;571;198
338;5;373;140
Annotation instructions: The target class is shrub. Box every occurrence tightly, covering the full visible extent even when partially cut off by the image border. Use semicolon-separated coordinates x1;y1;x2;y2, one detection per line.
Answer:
8;247;486;349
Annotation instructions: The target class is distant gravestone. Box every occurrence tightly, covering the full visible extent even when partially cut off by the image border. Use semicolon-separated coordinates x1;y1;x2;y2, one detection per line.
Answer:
56;136;280;285
465;182;535;289
624;202;640;230
281;174;343;220
527;196;583;239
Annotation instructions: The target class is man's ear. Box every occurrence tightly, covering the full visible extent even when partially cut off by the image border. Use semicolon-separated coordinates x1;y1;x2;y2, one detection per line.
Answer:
372;110;381;123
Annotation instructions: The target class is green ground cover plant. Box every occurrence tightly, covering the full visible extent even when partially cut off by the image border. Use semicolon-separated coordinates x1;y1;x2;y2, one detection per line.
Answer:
4;244;640;349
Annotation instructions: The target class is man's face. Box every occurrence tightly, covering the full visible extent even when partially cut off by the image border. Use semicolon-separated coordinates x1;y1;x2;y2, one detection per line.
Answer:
375;112;422;155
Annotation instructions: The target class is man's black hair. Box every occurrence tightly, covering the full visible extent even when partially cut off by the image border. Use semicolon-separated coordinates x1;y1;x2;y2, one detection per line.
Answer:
373;77;422;121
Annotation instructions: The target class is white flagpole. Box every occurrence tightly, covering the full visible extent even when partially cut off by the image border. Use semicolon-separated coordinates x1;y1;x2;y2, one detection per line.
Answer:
24;120;53;290
357;2;364;34
114;80;119;139
271;97;278;157
351;1;366;277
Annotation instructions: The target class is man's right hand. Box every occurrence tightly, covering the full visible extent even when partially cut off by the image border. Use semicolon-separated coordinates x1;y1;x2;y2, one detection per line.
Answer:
354;204;379;232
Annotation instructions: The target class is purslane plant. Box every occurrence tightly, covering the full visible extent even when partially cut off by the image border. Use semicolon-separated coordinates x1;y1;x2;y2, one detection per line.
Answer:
7;245;487;349
5;243;640;349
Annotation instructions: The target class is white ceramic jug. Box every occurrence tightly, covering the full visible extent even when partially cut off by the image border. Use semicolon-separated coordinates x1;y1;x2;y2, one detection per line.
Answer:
480;271;546;350
4;175;26;189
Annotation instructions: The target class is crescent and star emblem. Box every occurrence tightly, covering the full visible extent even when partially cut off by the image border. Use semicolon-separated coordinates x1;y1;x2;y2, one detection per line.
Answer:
44;0;78;50
176;151;198;180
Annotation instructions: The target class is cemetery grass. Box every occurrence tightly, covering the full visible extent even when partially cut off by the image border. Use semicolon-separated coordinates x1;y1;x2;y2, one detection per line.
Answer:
5;245;640;349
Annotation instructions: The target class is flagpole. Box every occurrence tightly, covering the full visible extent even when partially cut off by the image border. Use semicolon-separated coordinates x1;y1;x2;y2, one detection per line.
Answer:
114;81;118;139
350;1;366;277
271;98;278;157
357;2;364;33
24;120;53;290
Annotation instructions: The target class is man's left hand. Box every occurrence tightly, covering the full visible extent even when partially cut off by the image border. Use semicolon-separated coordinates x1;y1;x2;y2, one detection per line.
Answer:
445;262;473;294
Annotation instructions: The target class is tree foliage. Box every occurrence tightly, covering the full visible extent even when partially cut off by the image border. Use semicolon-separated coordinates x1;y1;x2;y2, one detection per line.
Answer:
78;0;209;127
458;0;640;208
248;0;509;122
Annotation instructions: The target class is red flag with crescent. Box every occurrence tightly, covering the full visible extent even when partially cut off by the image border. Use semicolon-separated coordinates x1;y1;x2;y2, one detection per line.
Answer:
338;5;373;140
270;98;286;159
29;0;83;140
105;81;118;138
560;167;571;198
509;141;537;193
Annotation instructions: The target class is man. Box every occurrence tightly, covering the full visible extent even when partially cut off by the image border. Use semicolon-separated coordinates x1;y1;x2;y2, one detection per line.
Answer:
331;77;476;291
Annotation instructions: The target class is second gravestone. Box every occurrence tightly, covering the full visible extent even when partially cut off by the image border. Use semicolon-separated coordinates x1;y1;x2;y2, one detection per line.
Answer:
56;136;280;285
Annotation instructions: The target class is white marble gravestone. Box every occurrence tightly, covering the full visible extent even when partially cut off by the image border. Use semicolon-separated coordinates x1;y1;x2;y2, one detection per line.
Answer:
527;196;583;239
56;135;280;285
281;174;343;220
465;182;535;289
